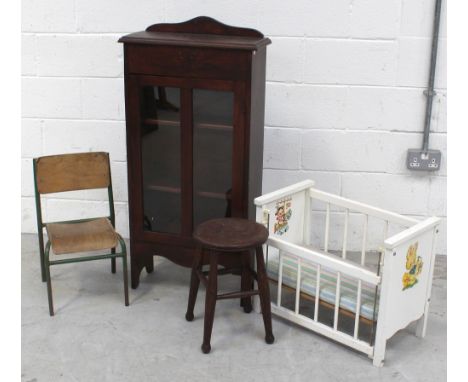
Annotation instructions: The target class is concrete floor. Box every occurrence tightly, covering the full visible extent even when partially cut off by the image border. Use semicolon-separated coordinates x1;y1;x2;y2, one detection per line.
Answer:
22;234;446;382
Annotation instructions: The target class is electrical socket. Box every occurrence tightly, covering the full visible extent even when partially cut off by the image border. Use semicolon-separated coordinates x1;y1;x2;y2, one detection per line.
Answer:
407;149;441;171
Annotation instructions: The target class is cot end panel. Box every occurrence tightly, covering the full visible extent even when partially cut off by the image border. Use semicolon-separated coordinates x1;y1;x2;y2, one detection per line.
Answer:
380;227;437;340
256;190;307;245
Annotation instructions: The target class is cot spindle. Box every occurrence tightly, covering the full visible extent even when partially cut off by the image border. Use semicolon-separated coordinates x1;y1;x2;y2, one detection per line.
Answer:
314;264;321;322
342;209;349;259
361;215;368;266
333;272;341;330
295;258;301;314
324;203;330;252
354;280;362;339
277;251;284;307
303;191;311;246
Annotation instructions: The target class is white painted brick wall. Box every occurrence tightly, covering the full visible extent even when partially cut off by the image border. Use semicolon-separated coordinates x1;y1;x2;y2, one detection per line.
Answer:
304;40;398;86
36;35;123;77
21;0;447;254
350;0;401;39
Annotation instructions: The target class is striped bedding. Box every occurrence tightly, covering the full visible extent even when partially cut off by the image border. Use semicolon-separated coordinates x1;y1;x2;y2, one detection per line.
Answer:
266;254;379;321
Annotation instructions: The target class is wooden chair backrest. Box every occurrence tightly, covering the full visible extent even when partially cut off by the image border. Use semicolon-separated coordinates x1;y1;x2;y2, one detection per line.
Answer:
35;152;111;194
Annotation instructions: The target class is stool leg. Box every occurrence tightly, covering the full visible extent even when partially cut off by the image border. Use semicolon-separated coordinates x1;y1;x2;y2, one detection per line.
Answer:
240;251;253;313
202;251;218;354
255;246;274;344
186;247;203;321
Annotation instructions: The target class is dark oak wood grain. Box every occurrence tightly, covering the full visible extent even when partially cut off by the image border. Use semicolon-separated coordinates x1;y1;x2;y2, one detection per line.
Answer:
120;17;271;289
146;16;265;38
186;218;274;353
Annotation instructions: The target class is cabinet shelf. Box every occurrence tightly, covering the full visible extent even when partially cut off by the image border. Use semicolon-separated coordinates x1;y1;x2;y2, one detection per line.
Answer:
197;191;232;200
144;118;179;127
146;184;180;194
143;118;232;131
146;184;232;200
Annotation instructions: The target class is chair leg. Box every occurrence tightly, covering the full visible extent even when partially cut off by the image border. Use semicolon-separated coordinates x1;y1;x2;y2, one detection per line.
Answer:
44;242;54;316
240;251;253;313
38;232;46;282
111;248;116;274
255;246;274;344
202;251;218;354
186;247;203;321
119;238;129;306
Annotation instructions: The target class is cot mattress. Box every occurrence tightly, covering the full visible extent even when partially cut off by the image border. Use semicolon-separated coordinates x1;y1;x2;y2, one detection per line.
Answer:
266;254;379;321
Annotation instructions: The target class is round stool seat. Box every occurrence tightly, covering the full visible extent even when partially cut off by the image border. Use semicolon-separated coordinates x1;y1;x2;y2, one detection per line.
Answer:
193;218;268;252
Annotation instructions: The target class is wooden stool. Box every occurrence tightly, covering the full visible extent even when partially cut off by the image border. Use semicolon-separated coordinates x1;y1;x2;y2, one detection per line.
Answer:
185;218;275;353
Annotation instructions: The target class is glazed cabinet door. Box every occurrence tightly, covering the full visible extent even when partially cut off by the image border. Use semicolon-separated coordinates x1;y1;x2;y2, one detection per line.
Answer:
192;88;235;227
140;85;182;235
128;76;244;243
127;76;188;244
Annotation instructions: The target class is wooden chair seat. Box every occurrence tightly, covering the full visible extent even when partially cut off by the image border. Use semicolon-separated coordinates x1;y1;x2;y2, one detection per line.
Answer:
193;218;269;252
46;218;118;255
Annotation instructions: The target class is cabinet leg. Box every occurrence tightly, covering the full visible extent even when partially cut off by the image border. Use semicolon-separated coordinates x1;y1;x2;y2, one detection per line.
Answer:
186;247;203;321
130;257;144;289
145;255;154;274
202;252;218;354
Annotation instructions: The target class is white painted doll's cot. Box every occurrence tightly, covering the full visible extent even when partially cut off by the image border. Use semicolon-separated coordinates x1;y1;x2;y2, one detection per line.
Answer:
253;180;440;366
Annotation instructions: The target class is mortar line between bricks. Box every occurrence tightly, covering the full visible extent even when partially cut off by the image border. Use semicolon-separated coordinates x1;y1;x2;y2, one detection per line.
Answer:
305;210;447;219
266;80;447;91
22;155;129;166
21;32;126;37
262;168;447;177
268;35;398;42
40;197;128;204
22;32;407;43
26;193;445;219
22;117;125;122
262;167;447;178
20;75;447;93
265;126;447;134
21;194;445;220
265;126;447;136
20;117;448;137
22;75;124;80
25;195;447;219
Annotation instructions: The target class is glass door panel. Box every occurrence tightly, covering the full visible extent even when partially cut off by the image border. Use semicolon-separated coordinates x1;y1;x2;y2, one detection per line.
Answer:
141;86;181;234
193;89;234;227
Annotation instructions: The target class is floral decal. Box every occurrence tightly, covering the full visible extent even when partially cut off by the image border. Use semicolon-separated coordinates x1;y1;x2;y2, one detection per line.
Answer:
402;242;423;290
274;198;292;235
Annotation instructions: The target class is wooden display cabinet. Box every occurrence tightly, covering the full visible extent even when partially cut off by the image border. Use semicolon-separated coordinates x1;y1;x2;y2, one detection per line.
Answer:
119;17;271;288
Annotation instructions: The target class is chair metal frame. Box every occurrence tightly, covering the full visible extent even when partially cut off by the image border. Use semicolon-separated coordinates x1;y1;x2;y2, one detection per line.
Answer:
33;152;129;316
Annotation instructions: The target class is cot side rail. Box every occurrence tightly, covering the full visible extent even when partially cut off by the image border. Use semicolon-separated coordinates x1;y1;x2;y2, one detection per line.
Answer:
268;236;380;286
384;216;440;249
266;237;378;357
308;188;419;227
272;304;374;356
